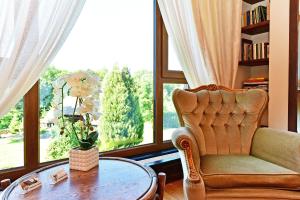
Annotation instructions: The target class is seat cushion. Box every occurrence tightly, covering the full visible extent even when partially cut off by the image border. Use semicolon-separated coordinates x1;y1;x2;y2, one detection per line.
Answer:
200;155;300;190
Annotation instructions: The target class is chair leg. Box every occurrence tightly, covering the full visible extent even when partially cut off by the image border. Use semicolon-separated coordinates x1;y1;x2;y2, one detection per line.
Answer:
157;172;166;200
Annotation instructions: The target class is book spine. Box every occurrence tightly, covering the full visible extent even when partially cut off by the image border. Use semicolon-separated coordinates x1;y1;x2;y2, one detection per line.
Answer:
247;44;251;60
262;42;265;59
264;43;267;59
259;43;262;59
247;11;250;25
258;6;261;23
263;7;267;21
250;44;253;60
244;44;247;61
250;10;253;25
253;44;256;60
255;7;258;24
256;43;258;60
257;44;260;59
244;81;269;85
267;43;270;58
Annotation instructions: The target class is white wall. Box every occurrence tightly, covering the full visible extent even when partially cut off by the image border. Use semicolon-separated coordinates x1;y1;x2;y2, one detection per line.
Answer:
268;0;290;130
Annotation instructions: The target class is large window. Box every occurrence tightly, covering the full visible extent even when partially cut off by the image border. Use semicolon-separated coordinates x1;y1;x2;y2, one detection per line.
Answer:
0;101;24;170
160;23;188;142
168;38;182;71
0;0;187;180
39;0;154;162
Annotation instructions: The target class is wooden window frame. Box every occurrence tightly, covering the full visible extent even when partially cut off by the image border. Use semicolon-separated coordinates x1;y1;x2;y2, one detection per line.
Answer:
0;0;186;181
161;25;185;79
288;0;299;132
158;5;187;142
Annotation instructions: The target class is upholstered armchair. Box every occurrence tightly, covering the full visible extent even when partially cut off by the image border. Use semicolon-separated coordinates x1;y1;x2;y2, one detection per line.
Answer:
172;84;300;200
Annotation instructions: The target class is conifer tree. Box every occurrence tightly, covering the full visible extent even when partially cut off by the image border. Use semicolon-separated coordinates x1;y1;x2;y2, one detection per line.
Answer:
100;66;144;150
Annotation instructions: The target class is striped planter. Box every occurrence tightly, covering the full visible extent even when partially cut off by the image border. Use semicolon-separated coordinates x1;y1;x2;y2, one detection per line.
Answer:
69;147;99;171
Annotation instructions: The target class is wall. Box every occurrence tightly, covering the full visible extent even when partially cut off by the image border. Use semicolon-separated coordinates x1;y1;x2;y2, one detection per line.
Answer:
234;67;250;88
268;0;290;130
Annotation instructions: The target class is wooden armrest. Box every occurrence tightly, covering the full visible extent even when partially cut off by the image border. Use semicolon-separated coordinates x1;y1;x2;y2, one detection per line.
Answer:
172;128;201;184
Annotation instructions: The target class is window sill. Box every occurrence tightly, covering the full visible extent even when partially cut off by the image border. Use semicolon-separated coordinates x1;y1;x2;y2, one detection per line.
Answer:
138;151;179;166
131;148;183;183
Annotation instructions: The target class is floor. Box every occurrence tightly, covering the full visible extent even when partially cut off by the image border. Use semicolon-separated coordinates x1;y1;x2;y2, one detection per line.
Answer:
164;179;184;200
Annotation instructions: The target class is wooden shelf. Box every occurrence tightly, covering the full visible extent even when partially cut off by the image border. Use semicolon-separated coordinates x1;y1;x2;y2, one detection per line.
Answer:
242;20;269;35
239;58;269;66
243;0;265;4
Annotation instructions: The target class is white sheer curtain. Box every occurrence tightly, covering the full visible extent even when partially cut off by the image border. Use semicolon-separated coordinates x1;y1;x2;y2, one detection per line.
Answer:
0;0;86;117
158;0;242;88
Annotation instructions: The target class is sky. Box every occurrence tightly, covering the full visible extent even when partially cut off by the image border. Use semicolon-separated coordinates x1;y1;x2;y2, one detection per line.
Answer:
51;0;181;72
52;0;154;72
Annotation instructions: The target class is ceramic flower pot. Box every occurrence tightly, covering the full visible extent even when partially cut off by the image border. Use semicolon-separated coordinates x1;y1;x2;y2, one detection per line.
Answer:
69;146;99;171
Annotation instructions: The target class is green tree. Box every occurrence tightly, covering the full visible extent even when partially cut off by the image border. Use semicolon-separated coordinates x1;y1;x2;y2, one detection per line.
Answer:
0;112;14;130
100;66;144;151
8;109;23;134
133;70;153;122
95;68;108;81
47;136;72;159
0;100;23;134
40;66;67;117
163;84;182;129
47;124;80;159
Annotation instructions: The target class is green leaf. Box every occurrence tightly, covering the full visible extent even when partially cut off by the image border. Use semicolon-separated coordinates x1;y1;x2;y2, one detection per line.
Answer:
87;131;98;144
78;139;93;150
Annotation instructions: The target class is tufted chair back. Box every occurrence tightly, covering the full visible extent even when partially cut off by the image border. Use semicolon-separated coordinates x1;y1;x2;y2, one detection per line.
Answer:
172;84;268;156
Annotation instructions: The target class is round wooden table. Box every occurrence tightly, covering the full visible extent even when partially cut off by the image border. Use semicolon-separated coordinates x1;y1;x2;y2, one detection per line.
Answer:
1;157;158;200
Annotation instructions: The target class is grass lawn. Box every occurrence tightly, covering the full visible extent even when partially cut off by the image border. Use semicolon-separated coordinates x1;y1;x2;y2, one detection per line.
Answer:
0;136;24;170
0;135;52;170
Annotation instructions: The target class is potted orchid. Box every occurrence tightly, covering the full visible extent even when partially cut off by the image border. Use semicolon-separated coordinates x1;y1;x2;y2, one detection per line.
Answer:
52;70;101;171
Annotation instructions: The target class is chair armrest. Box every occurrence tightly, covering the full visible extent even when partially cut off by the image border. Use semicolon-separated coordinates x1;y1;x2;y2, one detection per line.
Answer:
172;127;202;183
251;127;300;172
172;128;206;199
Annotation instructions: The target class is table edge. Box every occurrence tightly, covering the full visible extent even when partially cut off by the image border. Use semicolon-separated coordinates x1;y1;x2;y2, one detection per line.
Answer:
1;157;157;200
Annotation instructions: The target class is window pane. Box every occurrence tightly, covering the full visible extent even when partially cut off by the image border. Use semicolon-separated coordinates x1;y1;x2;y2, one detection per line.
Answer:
0;100;24;170
168;38;182;71
40;0;154;162
39;69;69;162
163;83;187;141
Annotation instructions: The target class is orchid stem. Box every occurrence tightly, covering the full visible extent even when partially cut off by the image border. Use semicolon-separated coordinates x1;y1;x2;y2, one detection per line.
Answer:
61;83;67;127
71;97;80;143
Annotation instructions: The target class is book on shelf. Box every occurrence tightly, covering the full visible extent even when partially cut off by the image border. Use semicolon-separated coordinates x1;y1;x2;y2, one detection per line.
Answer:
243;85;268;91
240;41;269;61
243;81;269;85
243;77;268;91
241;5;267;27
243;77;268;82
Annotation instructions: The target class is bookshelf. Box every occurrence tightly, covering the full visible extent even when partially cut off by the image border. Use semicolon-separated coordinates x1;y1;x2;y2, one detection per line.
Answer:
239;0;270;67
243;0;265;4
238;0;270;126
238;58;268;66
241;20;269;35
